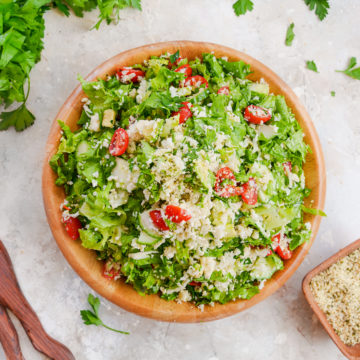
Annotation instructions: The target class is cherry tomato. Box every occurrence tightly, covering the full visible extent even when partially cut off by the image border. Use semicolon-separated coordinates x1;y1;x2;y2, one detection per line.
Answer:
117;67;145;83
183;75;208;88
240;177;258;205
276;246;293;260
283;161;292;174
168;56;183;68
271;233;293;260
214;167;243;198
165;205;191;223
215;167;236;182
63;216;82;240
149;210;169;231
175;64;192;78
244;105;272;124
172;101;192;124
266;249;273;256
102;261;121;280
189;281;202;286
217;86;230;95
109;128;129;156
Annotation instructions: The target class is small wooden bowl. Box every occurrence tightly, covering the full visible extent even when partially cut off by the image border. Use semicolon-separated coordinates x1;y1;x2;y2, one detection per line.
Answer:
42;41;326;322
303;239;360;360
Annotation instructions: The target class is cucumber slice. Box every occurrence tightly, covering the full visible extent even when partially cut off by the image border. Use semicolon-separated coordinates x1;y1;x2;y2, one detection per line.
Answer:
139;211;162;239
76;140;89;157
137;231;159;245
111;158;131;188
161;116;179;138
250;254;283;280
194;159;215;190
249;82;269;95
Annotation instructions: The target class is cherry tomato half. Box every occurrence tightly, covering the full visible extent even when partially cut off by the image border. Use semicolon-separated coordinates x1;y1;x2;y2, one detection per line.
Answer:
175;64;192;78
168;56;183;69
172;101;192;124
240;177;258;205
214;167;243;198
63;216;82;240
189;281;202;287
102;261;121;280
117;67;145;83
283;161;292;175
183;75;208;88
271;233;293;260
244;105;272;124
217;86;230;95
165;205;191;223
149;210;169;231
109;128;129;156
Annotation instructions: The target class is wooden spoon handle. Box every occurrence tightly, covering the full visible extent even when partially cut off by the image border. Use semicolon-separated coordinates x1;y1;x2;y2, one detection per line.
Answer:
0;305;24;360
0;241;75;360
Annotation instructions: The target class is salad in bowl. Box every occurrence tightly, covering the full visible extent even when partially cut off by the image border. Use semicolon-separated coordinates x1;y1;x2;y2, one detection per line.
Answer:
50;50;320;308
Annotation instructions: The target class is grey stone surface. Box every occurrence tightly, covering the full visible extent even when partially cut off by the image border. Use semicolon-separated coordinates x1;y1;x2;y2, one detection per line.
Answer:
0;1;359;359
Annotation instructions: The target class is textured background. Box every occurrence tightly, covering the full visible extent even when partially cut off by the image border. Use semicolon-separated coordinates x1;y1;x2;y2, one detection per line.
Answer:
0;0;359;359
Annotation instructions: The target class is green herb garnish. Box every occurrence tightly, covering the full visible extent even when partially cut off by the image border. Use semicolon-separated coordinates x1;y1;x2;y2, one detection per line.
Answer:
232;0;254;16
304;0;330;21
306;60;319;73
336;57;360;80
285;23;295;46
80;294;130;334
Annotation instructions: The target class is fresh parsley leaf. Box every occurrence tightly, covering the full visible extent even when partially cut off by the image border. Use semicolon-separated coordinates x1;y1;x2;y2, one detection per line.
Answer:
306;60;319;73
80;294;130;334
0;0;47;131
330;91;335;97
336;57;360;80
0;104;35;132
232;0;254;16
301;205;326;217
285;23;295;46
93;0;142;29
169;50;180;65
304;0;330;21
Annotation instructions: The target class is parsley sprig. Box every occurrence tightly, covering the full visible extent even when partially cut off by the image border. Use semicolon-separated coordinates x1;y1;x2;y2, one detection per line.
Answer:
80;294;130;334
233;0;330;20
336;57;360;80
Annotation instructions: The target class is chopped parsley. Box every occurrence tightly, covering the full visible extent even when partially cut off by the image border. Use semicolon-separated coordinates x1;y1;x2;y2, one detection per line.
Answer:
336;57;360;80
306;60;319;73
285;23;295;47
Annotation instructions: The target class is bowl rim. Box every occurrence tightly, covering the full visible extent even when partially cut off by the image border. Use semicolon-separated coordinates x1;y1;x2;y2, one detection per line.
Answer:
302;239;360;359
42;40;326;322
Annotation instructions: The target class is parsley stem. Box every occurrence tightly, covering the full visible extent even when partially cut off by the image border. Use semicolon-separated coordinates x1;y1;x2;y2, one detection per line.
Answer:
101;323;130;335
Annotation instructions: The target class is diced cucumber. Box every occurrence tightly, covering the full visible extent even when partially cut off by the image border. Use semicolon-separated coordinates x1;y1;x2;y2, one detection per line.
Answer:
194;159;214;190
250;254;283;280
137;232;159;245
161;116;179;138
111;158;131;188
139;211;162;239
76;140;89;157
249;82;269;95
255;206;300;231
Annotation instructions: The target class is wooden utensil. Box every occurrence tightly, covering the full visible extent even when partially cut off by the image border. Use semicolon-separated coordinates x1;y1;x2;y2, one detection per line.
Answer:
303;239;360;360
0;240;75;360
42;41;326;322
0;305;24;360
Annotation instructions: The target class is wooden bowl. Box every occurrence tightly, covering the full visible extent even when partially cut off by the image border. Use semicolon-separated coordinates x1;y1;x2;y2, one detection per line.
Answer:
42;41;326;322
303;239;360;359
